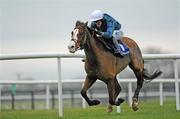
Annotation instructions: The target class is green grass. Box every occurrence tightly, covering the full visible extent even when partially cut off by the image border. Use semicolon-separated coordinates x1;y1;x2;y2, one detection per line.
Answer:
1;100;180;119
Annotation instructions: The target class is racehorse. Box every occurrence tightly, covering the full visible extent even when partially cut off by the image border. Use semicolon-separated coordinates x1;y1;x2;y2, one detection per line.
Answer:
68;21;162;112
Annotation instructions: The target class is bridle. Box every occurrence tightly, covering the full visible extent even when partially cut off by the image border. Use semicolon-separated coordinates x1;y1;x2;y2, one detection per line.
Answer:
71;27;87;50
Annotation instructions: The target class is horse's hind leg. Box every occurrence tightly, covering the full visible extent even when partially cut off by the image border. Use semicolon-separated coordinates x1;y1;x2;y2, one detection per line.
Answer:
107;78;124;113
80;75;100;106
132;70;144;111
129;50;144;111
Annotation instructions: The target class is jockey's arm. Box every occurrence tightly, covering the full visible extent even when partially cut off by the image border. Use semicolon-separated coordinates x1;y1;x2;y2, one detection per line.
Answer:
90;22;96;29
89;22;103;35
101;21;114;39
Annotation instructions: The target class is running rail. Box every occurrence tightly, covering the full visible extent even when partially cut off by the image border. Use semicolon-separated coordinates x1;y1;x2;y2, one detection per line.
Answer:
0;53;180;117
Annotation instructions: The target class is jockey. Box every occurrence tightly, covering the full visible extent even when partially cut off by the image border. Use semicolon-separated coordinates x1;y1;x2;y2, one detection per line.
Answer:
90;10;128;56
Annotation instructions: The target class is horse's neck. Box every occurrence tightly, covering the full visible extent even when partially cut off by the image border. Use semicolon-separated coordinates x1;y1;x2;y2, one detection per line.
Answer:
84;29;104;64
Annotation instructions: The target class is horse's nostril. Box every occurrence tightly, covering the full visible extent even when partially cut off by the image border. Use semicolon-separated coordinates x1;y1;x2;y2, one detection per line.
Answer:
71;46;74;48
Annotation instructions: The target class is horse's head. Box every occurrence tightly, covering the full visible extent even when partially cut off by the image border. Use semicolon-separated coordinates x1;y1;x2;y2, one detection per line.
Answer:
68;21;88;53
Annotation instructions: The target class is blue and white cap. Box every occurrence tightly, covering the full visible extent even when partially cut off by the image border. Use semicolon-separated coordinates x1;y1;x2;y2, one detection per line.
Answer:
90;10;104;22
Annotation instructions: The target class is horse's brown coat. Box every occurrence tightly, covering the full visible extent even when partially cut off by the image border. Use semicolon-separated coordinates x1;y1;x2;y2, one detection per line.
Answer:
69;21;162;112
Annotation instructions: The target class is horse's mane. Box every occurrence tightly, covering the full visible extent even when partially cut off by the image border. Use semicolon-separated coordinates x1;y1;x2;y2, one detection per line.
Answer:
86;26;114;52
75;20;114;52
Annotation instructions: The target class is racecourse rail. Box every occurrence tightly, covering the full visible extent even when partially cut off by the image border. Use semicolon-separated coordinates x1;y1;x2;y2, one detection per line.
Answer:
0;53;180;117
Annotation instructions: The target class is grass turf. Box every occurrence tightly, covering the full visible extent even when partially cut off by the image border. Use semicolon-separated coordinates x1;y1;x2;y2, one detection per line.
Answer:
1;100;180;119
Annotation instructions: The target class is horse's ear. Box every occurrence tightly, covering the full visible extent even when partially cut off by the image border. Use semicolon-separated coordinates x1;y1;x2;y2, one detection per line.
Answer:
76;21;81;27
84;21;88;27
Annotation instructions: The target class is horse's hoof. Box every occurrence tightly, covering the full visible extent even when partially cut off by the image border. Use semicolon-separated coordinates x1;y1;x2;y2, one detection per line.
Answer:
106;105;113;113
132;105;139;111
115;98;125;106
89;100;100;106
132;98;139;111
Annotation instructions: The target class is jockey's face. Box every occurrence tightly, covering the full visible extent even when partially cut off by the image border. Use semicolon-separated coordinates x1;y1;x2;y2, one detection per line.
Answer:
95;20;102;28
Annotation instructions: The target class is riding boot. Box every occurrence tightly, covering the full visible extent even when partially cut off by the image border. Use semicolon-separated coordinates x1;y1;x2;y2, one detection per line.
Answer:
118;38;124;45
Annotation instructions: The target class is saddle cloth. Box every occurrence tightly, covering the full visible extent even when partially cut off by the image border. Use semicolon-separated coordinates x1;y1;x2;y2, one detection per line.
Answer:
97;36;129;57
118;43;129;56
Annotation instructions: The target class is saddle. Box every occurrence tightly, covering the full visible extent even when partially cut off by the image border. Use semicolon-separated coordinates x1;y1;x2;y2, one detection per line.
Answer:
87;27;129;57
97;36;129;57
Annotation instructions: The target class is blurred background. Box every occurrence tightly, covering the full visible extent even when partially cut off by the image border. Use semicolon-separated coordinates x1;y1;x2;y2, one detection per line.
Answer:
0;0;180;80
0;0;179;110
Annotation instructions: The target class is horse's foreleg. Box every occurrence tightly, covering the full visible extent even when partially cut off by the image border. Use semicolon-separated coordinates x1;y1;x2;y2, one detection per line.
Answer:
107;79;124;113
80;76;100;106
132;71;144;111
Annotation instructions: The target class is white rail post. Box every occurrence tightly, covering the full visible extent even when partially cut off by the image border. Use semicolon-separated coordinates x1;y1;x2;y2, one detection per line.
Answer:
81;83;86;109
46;84;50;110
57;58;63;117
174;59;180;110
159;82;163;106
82;98;86;109
0;85;1;111
128;82;132;106
116;94;121;113
116;74;121;113
116;105;121;113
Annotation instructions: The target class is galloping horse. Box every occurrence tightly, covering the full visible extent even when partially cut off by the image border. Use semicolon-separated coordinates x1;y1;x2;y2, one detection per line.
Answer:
68;21;162;112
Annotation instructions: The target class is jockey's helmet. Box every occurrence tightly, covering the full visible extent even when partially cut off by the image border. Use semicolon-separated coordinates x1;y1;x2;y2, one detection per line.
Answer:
90;10;104;22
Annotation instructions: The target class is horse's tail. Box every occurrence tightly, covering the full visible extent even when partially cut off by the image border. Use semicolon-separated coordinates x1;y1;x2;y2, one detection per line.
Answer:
143;68;162;81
